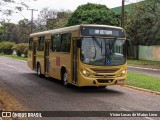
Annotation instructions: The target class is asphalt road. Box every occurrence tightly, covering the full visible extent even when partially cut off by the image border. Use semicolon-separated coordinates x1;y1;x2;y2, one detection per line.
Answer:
0;56;160;120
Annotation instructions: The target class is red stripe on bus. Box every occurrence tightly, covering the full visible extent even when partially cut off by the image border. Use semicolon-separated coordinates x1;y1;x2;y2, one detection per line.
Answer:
56;56;60;66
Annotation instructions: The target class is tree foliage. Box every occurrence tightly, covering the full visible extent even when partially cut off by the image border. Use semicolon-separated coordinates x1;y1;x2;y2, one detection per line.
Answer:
126;0;160;45
67;3;120;26
0;41;15;54
0;19;30;43
0;41;28;56
35;8;72;31
0;0;29;16
12;43;28;56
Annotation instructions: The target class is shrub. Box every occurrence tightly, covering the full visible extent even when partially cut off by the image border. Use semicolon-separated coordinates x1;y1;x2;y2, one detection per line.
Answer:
0;41;15;54
12;43;28;57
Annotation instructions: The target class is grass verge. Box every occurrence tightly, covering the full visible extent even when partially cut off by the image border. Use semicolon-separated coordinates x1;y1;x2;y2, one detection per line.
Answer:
127;59;160;69
127;72;160;92
0;54;27;61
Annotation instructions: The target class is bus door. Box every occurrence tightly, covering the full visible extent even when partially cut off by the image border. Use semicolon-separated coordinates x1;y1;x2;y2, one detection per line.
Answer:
44;40;50;76
33;41;37;70
72;38;79;84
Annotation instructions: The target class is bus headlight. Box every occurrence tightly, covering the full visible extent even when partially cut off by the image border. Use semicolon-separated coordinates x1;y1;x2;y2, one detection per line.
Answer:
82;69;90;77
118;69;126;77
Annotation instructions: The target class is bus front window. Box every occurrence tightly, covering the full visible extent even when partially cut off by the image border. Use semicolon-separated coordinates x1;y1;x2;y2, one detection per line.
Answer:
81;38;126;66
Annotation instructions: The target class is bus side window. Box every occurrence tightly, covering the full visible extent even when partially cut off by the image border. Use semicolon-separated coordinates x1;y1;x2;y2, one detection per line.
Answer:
37;36;45;51
61;33;71;52
51;34;61;52
29;38;33;50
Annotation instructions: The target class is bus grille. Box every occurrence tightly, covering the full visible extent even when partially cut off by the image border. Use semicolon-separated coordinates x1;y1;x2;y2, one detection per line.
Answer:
94;74;115;77
90;68;119;78
90;68;119;73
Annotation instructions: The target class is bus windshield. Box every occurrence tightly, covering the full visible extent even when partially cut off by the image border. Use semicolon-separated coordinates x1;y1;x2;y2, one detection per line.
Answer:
81;37;126;66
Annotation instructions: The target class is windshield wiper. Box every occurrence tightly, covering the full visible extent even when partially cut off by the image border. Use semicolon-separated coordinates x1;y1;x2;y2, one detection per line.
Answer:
109;37;117;49
92;36;104;55
92;36;101;48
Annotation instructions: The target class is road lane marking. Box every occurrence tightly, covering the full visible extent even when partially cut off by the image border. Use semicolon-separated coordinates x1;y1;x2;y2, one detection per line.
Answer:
128;66;160;71
0;63;17;69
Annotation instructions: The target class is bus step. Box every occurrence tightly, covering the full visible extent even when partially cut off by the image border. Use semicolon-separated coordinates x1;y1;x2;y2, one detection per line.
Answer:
45;74;49;77
72;82;77;85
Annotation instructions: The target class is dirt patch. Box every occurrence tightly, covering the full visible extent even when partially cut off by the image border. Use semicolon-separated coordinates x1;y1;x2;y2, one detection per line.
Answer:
0;88;28;120
0;100;3;111
0;89;26;111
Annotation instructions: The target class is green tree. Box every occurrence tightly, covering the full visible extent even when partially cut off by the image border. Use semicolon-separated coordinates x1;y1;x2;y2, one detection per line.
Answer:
35;8;72;31
67;3;120;26
0;22;16;42
0;19;30;43
17;19;30;43
46;10;72;29
126;0;160;45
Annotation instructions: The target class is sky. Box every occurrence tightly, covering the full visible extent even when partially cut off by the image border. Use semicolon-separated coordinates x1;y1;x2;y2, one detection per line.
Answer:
2;0;140;24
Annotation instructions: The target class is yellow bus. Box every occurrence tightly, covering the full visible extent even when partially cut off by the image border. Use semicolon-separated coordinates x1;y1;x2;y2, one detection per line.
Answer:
27;24;127;87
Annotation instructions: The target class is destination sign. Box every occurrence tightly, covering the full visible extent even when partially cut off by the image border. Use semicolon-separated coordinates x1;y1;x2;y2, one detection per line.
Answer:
81;27;125;38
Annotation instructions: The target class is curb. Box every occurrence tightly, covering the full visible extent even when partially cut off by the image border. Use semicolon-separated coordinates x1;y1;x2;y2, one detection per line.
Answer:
123;85;160;95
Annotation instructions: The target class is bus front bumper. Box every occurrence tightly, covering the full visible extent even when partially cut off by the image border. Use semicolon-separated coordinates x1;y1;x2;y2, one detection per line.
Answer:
77;73;126;87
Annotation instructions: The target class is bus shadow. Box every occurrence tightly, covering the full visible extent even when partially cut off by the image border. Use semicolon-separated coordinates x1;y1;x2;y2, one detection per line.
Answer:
70;86;124;95
22;73;124;95
45;77;124;95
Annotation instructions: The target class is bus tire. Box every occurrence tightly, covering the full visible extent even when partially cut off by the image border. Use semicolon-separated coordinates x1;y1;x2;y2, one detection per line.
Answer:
37;63;42;77
62;71;69;87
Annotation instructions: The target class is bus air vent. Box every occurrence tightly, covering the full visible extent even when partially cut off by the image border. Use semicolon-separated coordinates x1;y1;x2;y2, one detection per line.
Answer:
97;79;113;83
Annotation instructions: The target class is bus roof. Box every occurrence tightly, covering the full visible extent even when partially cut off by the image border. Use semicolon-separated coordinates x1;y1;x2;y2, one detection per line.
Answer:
30;24;123;37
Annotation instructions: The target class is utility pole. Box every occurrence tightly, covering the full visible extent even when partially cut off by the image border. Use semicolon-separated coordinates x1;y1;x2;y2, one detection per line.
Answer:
27;8;38;33
121;0;125;28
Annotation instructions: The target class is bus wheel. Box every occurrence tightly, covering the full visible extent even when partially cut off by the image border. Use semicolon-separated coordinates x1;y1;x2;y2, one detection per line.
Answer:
37;63;42;77
62;72;68;87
